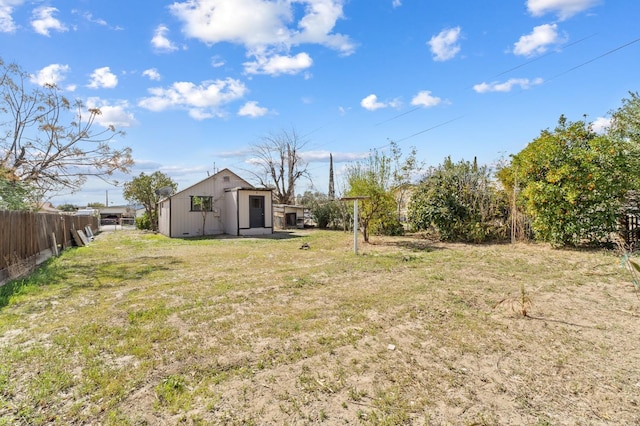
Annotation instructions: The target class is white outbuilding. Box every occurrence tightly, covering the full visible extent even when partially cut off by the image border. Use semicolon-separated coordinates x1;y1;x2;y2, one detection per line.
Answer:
157;169;273;238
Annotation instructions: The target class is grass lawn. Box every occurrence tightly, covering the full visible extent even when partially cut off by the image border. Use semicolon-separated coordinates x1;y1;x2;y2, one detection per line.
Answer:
0;229;638;425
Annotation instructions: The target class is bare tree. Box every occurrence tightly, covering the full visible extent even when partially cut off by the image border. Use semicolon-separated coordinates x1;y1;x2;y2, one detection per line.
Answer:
248;128;310;205
0;59;133;202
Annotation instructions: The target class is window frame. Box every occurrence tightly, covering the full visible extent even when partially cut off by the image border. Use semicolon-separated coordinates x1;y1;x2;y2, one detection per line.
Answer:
190;195;214;212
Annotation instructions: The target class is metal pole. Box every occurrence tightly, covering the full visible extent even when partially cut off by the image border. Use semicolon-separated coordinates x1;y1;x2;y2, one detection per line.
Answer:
353;200;358;254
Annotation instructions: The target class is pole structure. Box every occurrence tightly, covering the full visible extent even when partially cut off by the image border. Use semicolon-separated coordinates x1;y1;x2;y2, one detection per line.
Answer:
353;199;359;254
339;196;368;255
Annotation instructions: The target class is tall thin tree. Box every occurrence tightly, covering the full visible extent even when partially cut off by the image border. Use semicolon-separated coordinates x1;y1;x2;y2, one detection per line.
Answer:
328;153;335;200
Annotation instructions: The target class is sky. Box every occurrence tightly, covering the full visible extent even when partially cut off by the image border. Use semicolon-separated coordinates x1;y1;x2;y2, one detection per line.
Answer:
1;0;639;207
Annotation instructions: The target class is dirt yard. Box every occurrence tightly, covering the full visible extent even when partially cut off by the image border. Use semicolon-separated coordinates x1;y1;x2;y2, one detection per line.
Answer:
0;229;638;425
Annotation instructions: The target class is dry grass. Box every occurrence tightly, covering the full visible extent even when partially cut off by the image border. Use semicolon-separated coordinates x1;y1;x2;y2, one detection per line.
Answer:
0;229;639;425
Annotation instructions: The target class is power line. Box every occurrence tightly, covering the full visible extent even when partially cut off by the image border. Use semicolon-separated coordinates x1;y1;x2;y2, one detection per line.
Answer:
391;35;640;144
375;107;420;126
490;33;597;80
395;115;467;143
377;34;598;128
546;36;640;83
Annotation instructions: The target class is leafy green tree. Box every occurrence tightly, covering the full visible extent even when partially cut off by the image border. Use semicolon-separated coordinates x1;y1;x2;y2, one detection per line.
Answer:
501;115;632;246
409;157;507;242
609;91;640;143
608;91;640;189
123;172;177;231
0;58;133;199
389;141;421;223
344;148;402;242
87;202;106;208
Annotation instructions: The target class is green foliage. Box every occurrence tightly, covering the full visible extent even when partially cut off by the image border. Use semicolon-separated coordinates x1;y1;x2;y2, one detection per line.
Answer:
409;157;508;242
299;191;341;229
123;172;177;231
344;142;418;241
608;91;640;190
0;173;32;210
345;150;398;242
502;116;633;246
135;213;152;230
57;203;78;212
312;200;340;229
609;91;640;144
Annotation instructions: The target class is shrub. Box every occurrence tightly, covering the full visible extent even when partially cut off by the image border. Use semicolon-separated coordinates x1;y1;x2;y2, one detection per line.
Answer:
135;213;152;230
409;157;508;243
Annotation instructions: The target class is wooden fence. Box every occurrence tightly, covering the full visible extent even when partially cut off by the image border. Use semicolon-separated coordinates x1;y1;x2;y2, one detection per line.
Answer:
0;211;99;283
622;214;640;246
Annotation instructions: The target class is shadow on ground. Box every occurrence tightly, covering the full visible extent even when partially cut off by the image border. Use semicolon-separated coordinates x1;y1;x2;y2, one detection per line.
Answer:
177;230;306;241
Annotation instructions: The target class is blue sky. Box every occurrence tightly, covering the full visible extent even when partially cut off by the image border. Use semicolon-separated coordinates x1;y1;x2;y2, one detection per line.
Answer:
1;0;638;207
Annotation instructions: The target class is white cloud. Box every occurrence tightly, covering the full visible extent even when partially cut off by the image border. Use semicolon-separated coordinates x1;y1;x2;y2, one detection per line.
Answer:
142;68;161;81
290;0;355;54
360;94;387;111
244;52;313;76
170;0;353;52
30;63;70;87
0;0;24;33
211;55;225;68
169;0;354;77
86;98;137;128
473;77;544;93
88;14;106;26
302;150;369;162
31;6;68;36
360;94;401;111
151;24;178;52
189;109;215;120
411;90;442;108
87;67;118;89
76;11;108;27
513;24;565;57
138;78;248;120
392;0;402;8
428;27;462;62
527;0;600;20
238;101;269;117
591;116;610;134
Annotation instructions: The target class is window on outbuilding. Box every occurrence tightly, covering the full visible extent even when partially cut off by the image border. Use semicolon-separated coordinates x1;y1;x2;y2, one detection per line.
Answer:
190;196;213;212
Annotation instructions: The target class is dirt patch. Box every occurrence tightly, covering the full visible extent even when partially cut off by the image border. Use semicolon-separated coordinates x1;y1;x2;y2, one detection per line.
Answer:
0;230;638;424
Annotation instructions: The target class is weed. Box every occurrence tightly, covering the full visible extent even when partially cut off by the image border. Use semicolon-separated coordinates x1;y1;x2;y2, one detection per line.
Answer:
615;236;640;295
495;281;532;317
155;375;189;412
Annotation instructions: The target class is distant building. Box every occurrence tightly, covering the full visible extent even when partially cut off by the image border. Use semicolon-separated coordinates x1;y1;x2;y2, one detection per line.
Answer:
273;204;307;229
